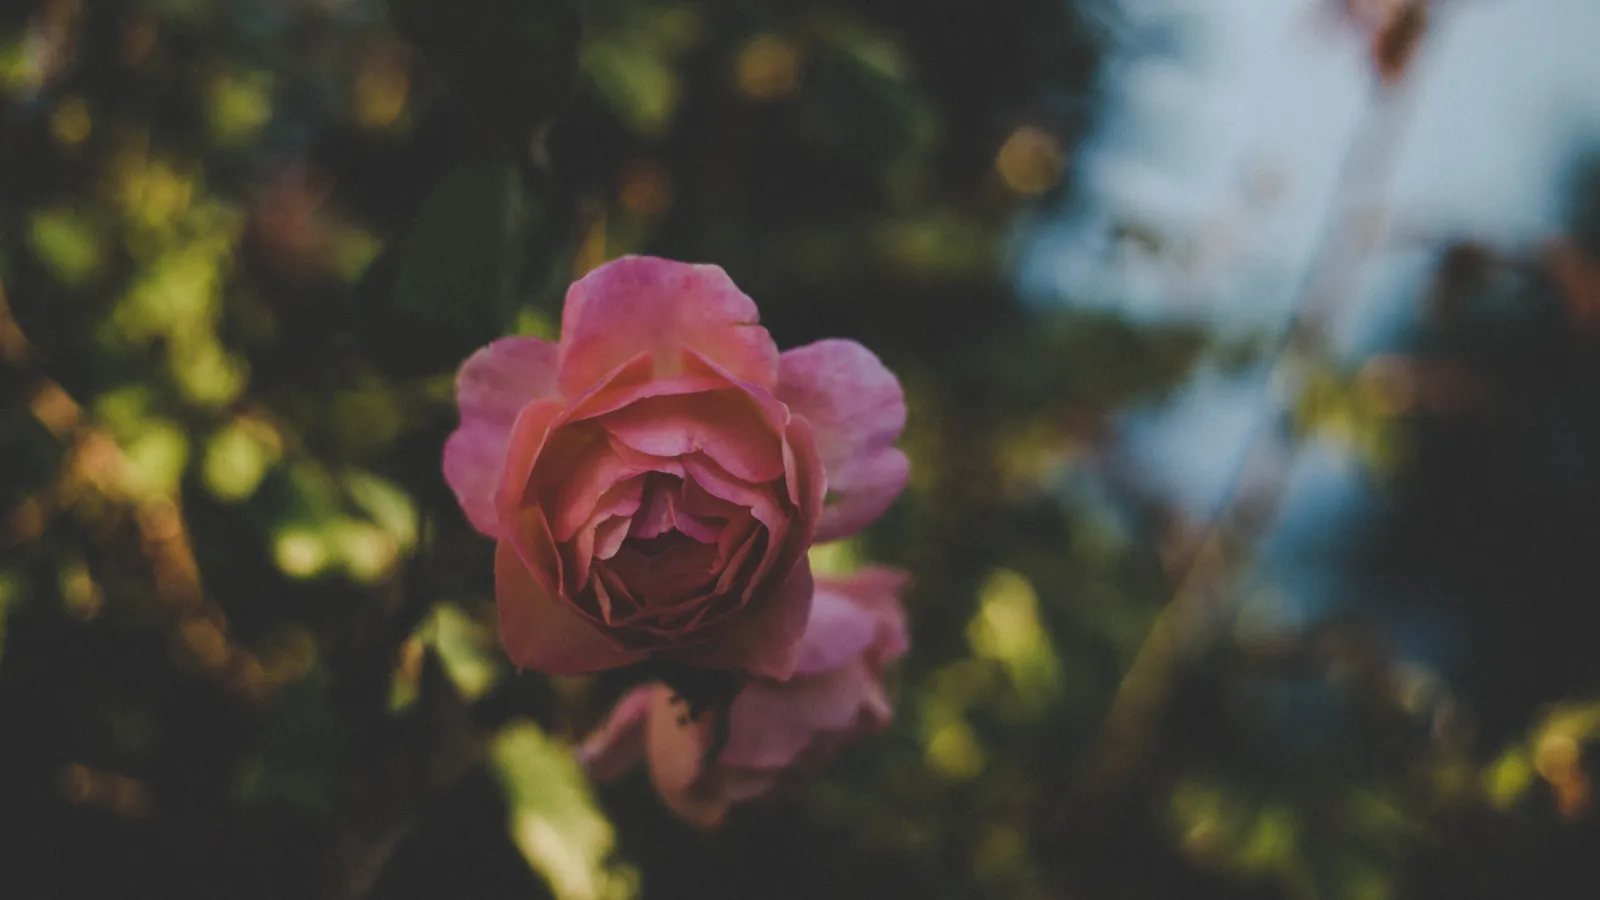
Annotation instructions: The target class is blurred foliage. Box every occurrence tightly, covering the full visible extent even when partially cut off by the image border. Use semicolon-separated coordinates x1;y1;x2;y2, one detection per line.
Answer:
2;1;1599;900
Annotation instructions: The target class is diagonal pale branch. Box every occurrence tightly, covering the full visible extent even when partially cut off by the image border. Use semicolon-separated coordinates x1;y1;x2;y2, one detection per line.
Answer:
1077;16;1439;797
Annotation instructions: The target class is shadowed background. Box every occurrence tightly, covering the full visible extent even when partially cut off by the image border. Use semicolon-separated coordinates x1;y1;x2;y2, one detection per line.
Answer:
3;1;1599;898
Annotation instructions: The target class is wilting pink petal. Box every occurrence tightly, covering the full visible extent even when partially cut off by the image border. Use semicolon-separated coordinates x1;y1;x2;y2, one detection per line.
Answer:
777;339;909;542
558;256;780;396
721;663;879;769
578;564;910;828
790;588;880;676
576;686;655;781
640;687;705;790
443;338;559;535
496;540;645;674
829;567;912;667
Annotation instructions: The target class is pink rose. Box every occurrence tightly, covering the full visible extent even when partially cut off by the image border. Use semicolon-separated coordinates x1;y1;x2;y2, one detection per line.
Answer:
576;568;910;827
442;256;909;678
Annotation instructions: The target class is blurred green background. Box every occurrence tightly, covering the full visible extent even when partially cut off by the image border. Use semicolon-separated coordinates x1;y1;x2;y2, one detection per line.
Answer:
3;1;1599;898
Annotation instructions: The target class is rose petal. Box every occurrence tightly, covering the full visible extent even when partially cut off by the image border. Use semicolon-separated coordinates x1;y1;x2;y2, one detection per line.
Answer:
495;540;645;674
781;413;827;541
501;354;672;527
460;337;560;422
568;475;647;591
662;558;814;678
777;339;904;466
791;586;881;676
777;339;908;541
594;516;632;560
814;447;910;544
505;503;565;599
443;337;559;535
694;767;782;826
537;429;642;543
818;566;911;667
628;475;723;544
536;425;620;542
606;534;721;606
493;398;567;535
643;687;725;825
732;415;824;606
675;348;823;578
600;390;786;484
557;256;780;396
576;686;656;781
720;662;881;770
443;425;515;538
681;454;785;532
628;474;678;540
565;367;728;423
593;566;642;624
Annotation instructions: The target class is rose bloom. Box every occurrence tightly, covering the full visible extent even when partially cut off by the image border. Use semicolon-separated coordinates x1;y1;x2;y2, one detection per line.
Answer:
443;256;908;679
577;567;909;827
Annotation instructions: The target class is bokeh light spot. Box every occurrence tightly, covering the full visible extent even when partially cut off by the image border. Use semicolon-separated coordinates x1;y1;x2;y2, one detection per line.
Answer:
274;528;329;579
995;126;1064;195
735;34;800;100
50;95;92;146
27;209;105;286
203;418;283;502
968;569;1063;716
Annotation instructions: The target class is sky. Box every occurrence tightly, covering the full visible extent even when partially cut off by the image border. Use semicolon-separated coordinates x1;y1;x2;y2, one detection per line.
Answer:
1025;0;1600;335
1020;0;1600;631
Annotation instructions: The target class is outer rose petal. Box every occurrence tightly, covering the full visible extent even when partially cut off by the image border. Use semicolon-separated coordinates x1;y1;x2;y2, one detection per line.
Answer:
558;256;780;396
443;428;512;538
777;339;909;542
460;337;560;421
495;540;645;674
790;587;880;676
443;337;559;536
814;448;910;544
819;566;912;668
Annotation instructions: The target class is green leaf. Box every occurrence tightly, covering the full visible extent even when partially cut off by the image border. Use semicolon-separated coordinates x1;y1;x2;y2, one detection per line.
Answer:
388;0;581;160
794;43;927;170
357;156;536;375
491;720;635;900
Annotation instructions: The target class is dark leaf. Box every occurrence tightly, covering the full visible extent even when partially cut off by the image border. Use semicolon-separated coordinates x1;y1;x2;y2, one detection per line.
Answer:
357;156;538;375
388;0;581;162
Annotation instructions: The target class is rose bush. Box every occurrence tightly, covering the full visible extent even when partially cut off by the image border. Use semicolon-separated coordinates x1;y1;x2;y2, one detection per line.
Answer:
443;256;909;678
576;568;910;827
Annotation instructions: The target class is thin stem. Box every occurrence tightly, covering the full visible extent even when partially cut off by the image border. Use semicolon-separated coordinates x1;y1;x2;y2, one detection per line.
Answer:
1078;34;1433;796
